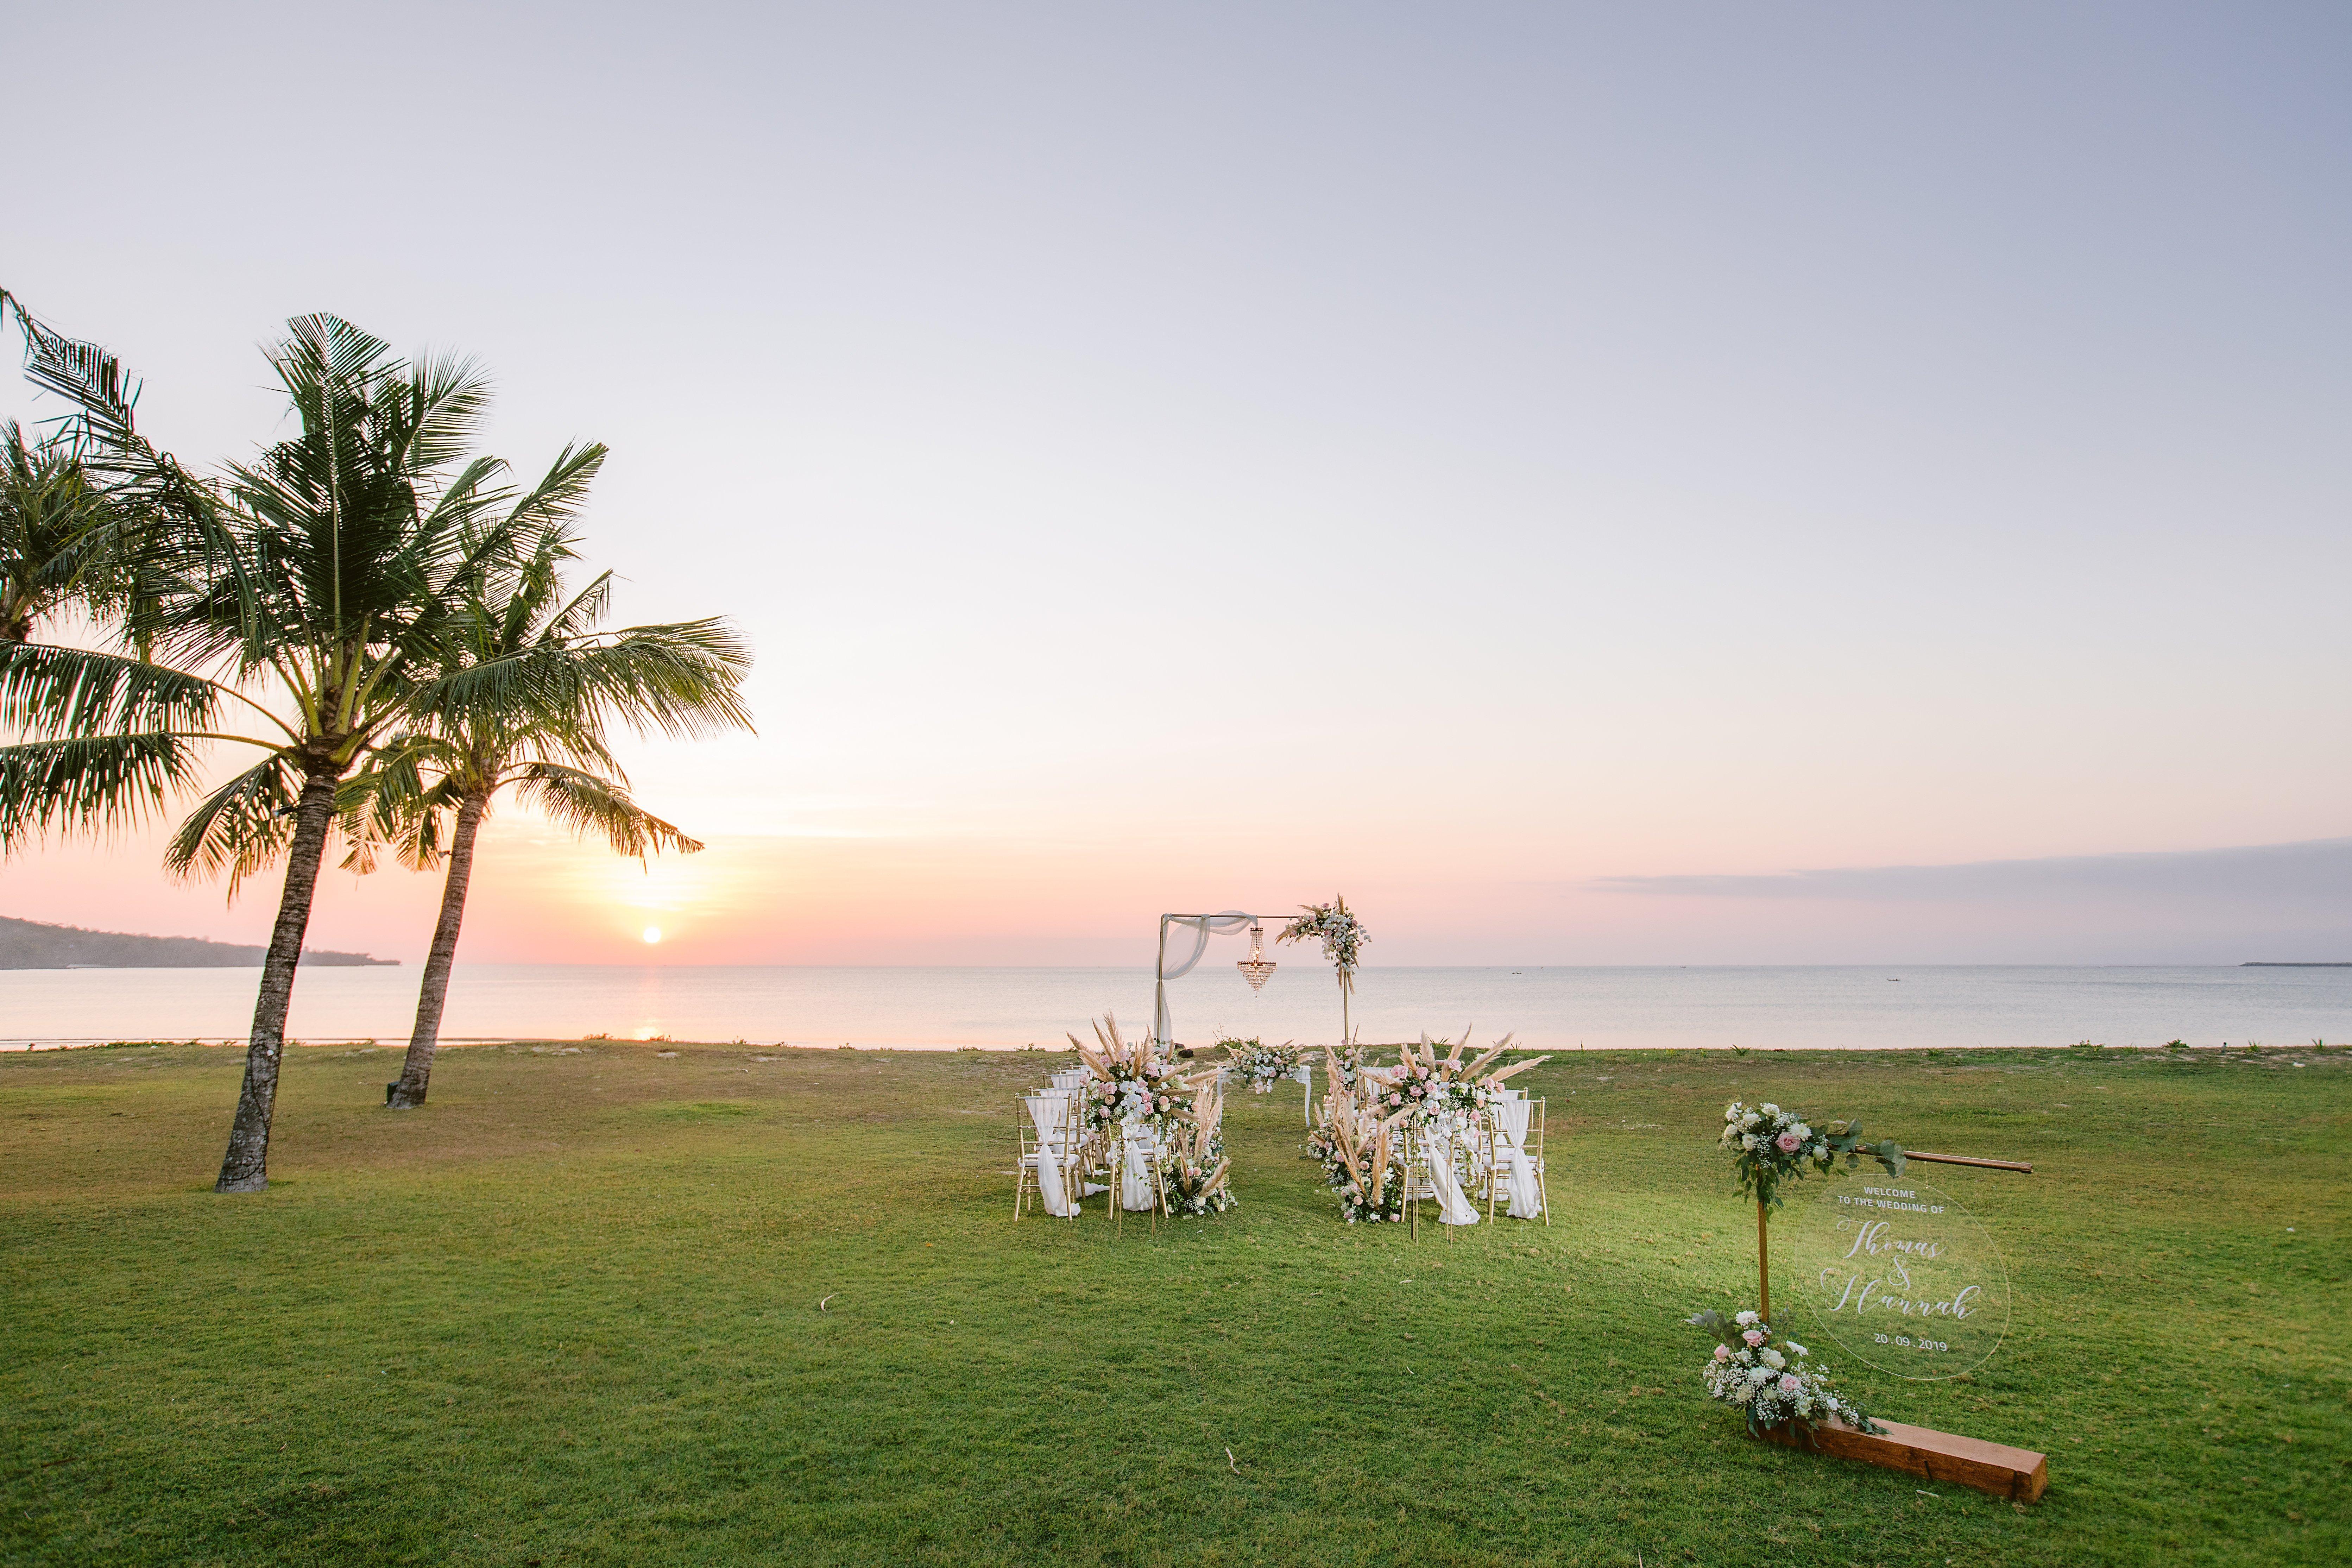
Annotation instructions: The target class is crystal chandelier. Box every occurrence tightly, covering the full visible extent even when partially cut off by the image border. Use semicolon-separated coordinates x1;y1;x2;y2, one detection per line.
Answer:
1237;921;1275;993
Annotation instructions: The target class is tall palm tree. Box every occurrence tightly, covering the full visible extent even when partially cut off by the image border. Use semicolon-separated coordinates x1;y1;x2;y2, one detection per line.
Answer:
354;499;752;1108
0;299;565;1191
0;420;119;643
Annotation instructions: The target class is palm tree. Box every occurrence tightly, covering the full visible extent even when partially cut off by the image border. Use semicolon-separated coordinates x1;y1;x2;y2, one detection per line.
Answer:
0;300;567;1191
0;420;119;643
355;500;752;1108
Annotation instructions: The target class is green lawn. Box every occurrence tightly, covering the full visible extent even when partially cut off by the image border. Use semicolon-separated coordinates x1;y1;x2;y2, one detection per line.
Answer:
2;1037;2345;1566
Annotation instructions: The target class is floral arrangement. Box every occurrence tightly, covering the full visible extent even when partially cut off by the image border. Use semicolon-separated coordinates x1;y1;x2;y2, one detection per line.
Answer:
1158;1081;1236;1216
1688;1309;1883;1437
1311;1088;1405;1223
1280;897;1369;986
1068;1013;1210;1140
1720;1100;1905;1210
1067;1013;1235;1216
1222;1037;1300;1094
1325;1039;1367;1092
1366;1030;1545;1129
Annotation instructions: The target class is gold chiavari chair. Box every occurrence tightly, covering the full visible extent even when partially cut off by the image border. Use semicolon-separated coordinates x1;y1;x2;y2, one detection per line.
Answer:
1480;1093;1550;1223
1530;1095;1550;1224
1014;1093;1082;1220
1112;1121;1174;1236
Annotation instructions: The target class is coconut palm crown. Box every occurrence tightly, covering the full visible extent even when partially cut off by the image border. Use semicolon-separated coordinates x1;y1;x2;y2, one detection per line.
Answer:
351;501;753;1108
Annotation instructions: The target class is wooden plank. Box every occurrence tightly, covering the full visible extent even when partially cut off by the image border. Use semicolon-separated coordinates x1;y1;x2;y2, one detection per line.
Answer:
1757;1416;2049;1502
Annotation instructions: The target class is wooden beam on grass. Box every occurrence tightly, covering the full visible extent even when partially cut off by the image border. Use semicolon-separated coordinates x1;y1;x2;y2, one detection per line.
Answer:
1758;1416;2050;1503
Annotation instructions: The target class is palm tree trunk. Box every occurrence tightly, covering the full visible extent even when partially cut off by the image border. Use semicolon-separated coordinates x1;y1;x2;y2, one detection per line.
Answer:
386;792;488;1109
214;760;340;1193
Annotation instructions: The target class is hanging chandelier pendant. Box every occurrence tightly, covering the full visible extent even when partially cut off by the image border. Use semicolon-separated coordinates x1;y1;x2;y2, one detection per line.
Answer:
1238;921;1275;993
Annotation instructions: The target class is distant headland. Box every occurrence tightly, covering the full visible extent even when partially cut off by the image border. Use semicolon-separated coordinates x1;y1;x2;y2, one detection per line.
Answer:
0;916;397;969
2239;961;2352;967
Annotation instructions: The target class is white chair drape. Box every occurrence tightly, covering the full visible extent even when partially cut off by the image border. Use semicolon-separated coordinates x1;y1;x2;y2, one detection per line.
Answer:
1425;1116;1481;1226
1021;1095;1078;1218
1491;1097;1541;1218
1118;1124;1161;1211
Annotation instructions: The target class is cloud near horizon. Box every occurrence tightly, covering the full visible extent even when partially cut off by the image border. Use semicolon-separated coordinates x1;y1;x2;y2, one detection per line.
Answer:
1592;837;2352;906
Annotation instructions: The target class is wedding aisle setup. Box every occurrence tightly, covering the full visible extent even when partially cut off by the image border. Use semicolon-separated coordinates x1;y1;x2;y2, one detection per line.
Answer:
1013;899;1555;1233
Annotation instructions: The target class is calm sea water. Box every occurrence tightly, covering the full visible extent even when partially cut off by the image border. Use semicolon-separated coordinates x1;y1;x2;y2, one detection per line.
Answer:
2;964;2346;1051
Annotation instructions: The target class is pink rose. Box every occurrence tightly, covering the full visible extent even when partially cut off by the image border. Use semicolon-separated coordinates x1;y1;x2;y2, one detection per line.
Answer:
1388;1093;1402;1106
1713;1345;1730;1361
1778;1374;1801;1394
1776;1131;1802;1153
1743;1330;1765;1346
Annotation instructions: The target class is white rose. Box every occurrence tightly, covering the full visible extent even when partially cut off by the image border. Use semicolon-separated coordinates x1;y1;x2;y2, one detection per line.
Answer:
1792;1122;1810;1139
1725;1104;1742;1122
1760;1348;1786;1371
1746;1365;1773;1386
1733;1382;1756;1403
1741;1133;1759;1151
1761;1103;1779;1116
1740;1111;1760;1130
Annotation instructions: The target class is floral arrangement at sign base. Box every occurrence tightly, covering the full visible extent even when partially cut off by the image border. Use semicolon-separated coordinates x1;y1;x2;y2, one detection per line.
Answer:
1688;1309;1883;1439
1220;1037;1300;1094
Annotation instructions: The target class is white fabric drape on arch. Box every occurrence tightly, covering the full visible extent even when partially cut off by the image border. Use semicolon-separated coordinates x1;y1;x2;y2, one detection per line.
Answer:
1152;911;1255;1046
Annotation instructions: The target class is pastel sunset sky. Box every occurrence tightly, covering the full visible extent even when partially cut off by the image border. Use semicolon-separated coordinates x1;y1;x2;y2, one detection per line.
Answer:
3;4;2346;965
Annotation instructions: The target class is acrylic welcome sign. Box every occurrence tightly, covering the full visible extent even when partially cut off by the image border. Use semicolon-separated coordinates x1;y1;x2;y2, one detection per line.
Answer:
1784;1174;2011;1380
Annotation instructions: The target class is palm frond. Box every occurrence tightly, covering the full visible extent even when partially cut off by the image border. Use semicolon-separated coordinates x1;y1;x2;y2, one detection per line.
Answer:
511;763;702;858
0;731;205;849
164;753;305;896
0;642;221;737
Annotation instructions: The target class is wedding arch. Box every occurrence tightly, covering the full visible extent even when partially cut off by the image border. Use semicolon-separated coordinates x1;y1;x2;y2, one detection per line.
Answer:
1150;898;1367;1050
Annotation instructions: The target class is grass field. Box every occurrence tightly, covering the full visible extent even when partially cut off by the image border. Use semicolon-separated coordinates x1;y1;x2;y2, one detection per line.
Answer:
2;1036;2346;1566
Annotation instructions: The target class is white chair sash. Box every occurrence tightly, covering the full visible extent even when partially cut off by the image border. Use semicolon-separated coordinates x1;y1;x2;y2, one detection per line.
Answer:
1022;1096;1077;1217
1491;1098;1540;1217
1118;1121;1161;1211
1424;1117;1481;1226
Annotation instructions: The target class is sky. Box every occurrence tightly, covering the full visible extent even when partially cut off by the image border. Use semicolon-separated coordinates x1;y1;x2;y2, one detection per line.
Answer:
1;2;2347;966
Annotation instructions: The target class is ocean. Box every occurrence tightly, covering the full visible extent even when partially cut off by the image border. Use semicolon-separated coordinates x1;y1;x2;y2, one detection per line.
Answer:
2;963;2346;1052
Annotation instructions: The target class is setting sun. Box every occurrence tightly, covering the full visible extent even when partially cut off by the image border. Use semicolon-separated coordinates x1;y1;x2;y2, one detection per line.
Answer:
643;926;662;945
